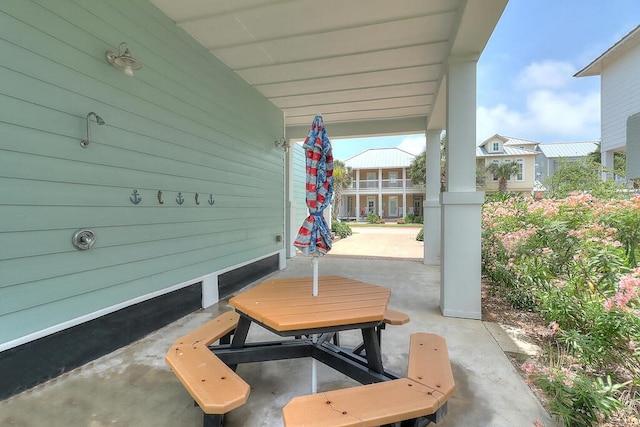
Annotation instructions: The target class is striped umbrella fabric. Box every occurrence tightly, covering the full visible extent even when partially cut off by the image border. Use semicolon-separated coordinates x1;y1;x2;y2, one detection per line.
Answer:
294;114;334;256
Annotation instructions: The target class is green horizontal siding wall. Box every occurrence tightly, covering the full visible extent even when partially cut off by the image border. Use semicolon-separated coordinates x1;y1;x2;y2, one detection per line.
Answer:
0;0;284;347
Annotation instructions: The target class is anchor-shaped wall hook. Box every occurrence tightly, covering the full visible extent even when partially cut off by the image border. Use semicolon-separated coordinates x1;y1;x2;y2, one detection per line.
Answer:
208;194;215;206
130;189;142;205
176;192;184;205
157;190;164;205
195;193;200;205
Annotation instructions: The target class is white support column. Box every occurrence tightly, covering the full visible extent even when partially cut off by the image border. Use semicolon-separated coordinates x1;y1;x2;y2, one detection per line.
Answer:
285;141;297;259
424;128;442;265
601;150;615;181
402;168;407;218
355;172;361;221
378;168;383;217
440;56;484;319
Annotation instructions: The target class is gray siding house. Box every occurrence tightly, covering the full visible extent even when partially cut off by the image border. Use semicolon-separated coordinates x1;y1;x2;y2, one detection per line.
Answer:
536;141;599;183
576;25;640;180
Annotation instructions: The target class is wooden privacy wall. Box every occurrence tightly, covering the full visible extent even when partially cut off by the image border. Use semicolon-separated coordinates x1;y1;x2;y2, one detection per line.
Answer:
0;0;285;348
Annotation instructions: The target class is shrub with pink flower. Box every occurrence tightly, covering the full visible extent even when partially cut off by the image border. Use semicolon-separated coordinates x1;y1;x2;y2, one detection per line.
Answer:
483;192;640;426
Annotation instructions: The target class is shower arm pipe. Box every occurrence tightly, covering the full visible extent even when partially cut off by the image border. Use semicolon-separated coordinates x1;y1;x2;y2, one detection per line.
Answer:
81;112;105;148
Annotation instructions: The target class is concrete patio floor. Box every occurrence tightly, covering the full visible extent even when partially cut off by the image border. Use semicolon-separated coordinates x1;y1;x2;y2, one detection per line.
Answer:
0;238;554;426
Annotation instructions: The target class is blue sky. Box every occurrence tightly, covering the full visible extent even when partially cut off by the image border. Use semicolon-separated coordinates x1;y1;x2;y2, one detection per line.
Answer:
330;0;640;161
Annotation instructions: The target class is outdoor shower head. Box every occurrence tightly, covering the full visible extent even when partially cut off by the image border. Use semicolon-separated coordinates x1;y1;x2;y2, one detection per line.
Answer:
94;114;105;126
81;112;106;148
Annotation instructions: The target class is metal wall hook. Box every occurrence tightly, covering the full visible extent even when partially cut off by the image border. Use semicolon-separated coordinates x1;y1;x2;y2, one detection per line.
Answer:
208;194;215;206
195;193;200;205
130;189;142;204
176;192;184;205
157;190;164;204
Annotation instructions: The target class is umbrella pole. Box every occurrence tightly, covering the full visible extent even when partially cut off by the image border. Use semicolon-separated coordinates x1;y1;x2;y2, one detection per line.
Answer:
311;335;318;393
311;254;319;393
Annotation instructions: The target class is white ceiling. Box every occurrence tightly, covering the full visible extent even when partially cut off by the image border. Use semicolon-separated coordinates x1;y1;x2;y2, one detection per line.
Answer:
149;0;507;139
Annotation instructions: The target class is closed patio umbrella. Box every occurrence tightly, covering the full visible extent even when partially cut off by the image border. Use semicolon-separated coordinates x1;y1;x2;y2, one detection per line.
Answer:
293;113;334;394
293;114;334;296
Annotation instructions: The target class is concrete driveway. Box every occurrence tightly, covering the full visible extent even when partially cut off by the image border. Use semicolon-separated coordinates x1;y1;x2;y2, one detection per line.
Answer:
328;225;424;260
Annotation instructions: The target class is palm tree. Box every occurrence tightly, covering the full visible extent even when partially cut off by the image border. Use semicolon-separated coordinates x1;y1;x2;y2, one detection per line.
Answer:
332;159;352;220
485;161;520;193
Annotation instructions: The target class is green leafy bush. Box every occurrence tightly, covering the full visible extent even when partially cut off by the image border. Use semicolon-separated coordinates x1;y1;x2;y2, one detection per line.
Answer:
366;213;380;224
416;227;424;241
331;220;352;239
403;214;423;224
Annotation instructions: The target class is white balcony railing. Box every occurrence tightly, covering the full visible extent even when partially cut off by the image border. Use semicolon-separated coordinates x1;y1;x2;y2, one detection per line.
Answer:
345;179;415;191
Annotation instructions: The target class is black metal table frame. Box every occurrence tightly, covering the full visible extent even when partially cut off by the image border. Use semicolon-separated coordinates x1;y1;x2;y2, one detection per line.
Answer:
202;311;402;426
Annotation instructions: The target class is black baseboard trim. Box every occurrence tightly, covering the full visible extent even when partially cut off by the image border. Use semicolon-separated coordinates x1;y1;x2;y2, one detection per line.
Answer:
218;253;279;298
0;254;279;401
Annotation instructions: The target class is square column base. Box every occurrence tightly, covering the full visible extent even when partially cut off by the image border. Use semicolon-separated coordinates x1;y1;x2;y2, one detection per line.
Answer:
423;201;441;265
440;192;484;319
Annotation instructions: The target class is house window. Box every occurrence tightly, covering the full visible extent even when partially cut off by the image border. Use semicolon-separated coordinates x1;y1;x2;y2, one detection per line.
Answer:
515;158;524;181
492;141;500;152
389;172;398;183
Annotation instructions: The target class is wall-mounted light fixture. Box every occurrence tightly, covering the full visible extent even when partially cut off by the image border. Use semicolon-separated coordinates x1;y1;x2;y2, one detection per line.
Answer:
106;42;142;77
81;112;105;148
275;137;289;151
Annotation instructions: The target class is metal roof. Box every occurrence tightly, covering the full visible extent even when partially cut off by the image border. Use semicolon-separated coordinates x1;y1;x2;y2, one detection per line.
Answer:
344;148;416;169
503;136;539;147
537;142;599;158
476;146;537;157
575;25;640;77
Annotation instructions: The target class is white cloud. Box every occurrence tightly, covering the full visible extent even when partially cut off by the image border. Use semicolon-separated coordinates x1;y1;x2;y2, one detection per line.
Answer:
477;60;600;143
396;135;426;155
517;60;575;89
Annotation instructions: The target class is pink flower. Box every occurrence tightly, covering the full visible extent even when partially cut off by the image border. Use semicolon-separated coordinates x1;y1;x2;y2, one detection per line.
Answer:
521;362;537;375
534;420;545;427
629;341;637;351
604;298;615;311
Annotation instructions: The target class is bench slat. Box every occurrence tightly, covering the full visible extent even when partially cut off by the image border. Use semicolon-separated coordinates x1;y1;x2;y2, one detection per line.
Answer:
173;311;240;347
407;333;455;401
166;344;250;414
283;378;440;427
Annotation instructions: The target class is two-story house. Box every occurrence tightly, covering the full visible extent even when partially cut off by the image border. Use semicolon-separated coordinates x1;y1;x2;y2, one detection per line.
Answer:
340;148;421;221
476;135;538;194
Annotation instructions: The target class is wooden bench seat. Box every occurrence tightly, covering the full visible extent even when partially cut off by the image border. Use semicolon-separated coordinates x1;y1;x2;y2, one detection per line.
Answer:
166;310;249;423
407;332;455;398
165;342;250;414
282;332;454;427
172;311;240;347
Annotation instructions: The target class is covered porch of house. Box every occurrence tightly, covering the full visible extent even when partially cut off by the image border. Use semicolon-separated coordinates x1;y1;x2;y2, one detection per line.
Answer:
0;0;509;404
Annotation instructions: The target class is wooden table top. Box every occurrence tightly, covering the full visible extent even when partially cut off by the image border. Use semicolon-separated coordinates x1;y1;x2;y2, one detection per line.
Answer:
229;276;391;332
